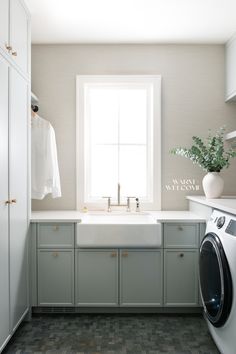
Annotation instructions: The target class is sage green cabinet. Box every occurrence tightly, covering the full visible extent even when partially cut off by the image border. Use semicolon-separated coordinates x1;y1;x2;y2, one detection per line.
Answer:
163;222;200;307
32;220;203;311
76;249;118;306
120;249;163;306
164;223;199;248
37;223;74;248
38;249;74;306
164;249;198;306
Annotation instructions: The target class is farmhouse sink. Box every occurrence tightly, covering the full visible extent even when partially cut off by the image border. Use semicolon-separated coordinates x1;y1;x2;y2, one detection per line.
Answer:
80;211;155;224
77;212;162;247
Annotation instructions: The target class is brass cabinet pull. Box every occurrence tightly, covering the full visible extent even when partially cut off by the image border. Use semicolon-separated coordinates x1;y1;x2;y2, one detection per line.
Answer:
52;252;59;257
122;252;128;257
179;253;184;258
53;225;59;231
12;51;17;56
5;199;17;205
110;252;117;257
5;44;12;51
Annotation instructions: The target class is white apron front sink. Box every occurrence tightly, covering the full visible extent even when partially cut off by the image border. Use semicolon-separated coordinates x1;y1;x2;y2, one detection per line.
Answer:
77;212;162;248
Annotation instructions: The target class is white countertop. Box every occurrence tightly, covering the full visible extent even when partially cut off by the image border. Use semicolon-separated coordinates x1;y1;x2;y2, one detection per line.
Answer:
187;196;236;215
31;210;206;223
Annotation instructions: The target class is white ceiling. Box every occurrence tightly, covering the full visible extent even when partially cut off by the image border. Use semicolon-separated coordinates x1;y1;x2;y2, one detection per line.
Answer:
25;0;236;44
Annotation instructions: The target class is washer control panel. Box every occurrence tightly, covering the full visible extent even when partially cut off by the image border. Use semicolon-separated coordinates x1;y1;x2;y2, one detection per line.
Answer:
226;219;236;236
216;216;226;229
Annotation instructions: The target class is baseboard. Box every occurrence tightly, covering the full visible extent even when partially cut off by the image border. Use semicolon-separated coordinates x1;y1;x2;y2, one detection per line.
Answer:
32;306;203;315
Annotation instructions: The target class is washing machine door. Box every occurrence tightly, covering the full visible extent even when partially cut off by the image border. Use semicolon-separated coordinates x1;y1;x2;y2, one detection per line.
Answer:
199;233;232;327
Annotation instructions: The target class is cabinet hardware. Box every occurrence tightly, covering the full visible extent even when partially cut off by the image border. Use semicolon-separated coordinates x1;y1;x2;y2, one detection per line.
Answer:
5;200;12;204
53;225;59;231
178;226;183;231
12;51;17;56
52;252;58;257
110;252;117;257
179;253;184;258
5;44;12;51
122;252;128;257
11;199;17;203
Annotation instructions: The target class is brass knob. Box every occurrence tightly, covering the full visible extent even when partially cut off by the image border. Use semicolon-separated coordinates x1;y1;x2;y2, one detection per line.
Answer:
53;225;59;231
12;51;17;56
122;252;128;257
179;253;184;258
110;252;117;257
5;44;12;51
11;199;17;203
52;252;58;257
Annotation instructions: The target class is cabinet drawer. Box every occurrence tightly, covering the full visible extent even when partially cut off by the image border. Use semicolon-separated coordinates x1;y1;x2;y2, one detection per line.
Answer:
37;223;74;248
164;223;199;248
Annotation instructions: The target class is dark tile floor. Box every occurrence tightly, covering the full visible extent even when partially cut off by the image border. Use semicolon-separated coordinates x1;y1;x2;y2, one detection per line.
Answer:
3;314;220;354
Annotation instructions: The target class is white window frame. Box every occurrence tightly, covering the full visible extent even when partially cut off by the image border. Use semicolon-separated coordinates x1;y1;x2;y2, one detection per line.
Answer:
76;75;161;210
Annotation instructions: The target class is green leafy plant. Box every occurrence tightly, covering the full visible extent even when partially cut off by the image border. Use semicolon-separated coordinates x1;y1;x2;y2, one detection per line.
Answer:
171;127;236;172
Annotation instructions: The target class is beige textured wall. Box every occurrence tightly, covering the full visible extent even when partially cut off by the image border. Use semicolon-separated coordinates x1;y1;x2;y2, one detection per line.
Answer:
31;44;236;211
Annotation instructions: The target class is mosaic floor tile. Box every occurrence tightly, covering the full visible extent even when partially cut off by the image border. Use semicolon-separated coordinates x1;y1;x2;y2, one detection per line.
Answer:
3;314;219;354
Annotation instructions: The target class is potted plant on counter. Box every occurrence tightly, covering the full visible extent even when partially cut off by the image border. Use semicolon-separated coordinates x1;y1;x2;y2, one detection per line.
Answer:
171;127;236;198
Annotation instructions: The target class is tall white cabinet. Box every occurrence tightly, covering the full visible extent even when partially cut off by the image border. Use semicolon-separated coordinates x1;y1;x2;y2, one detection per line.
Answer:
225;34;236;102
9;68;29;331
0;55;10;353
0;0;30;352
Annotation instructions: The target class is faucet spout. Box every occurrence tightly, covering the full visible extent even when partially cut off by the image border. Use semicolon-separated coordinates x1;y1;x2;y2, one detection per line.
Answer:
118;183;121;205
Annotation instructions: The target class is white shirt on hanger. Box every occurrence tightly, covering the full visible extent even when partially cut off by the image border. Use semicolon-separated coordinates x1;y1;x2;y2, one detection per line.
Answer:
31;115;61;200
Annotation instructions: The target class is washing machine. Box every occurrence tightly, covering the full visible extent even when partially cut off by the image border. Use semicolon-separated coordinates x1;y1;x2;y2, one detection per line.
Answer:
199;209;236;354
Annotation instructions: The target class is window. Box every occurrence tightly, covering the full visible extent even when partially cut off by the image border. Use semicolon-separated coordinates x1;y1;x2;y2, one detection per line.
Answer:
76;75;161;210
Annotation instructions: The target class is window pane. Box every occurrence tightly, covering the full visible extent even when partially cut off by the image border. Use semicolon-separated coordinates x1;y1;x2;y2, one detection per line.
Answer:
78;76;161;208
119;146;147;198
89;88;118;144
89;145;118;198
119;88;147;144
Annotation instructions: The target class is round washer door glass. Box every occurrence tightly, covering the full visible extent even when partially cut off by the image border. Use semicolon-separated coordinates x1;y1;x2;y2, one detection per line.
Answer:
199;233;232;327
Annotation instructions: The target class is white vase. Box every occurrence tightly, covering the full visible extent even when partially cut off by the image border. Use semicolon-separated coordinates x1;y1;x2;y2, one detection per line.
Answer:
202;172;224;199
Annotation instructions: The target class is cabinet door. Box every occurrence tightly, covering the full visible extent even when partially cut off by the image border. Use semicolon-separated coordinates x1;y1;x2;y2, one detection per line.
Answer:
226;37;236;101
0;0;9;54
0;57;10;350
120;250;163;306
38;250;74;306
9;68;28;330
164;249;199;306
76;250;118;306
10;0;29;74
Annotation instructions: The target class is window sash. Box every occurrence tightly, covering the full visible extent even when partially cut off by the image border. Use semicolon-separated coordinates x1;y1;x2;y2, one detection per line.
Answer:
76;75;161;210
